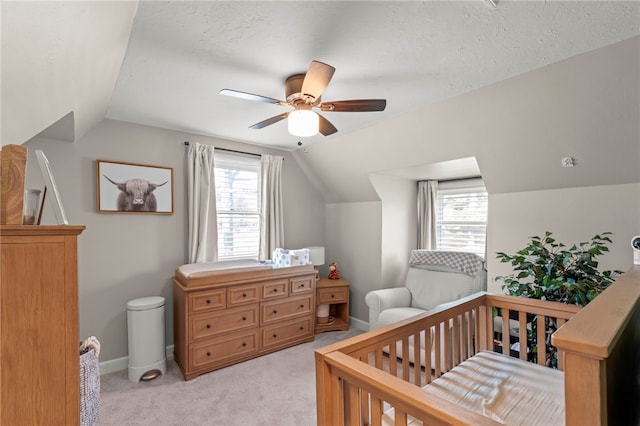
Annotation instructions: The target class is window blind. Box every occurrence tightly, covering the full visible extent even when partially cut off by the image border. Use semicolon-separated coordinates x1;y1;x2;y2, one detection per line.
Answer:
436;178;488;258
214;152;261;260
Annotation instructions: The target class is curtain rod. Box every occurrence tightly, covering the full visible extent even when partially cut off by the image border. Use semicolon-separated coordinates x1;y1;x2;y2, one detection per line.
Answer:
419;176;482;184
183;141;262;158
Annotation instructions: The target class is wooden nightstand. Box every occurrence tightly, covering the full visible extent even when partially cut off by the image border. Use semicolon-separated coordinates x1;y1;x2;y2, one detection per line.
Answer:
315;277;350;333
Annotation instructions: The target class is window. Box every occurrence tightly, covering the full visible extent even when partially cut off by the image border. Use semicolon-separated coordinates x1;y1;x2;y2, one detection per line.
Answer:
214;152;261;260
436;178;488;257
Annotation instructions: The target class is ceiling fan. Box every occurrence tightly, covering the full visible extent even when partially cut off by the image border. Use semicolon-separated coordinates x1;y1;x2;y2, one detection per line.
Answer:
220;60;386;137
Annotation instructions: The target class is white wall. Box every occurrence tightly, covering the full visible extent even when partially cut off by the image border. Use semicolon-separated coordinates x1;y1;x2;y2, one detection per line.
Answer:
370;174;416;287
487;183;640;293
325;202;382;321
24;119;326;362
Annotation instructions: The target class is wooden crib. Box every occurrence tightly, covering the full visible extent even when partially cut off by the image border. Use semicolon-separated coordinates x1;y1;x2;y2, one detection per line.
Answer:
315;267;640;425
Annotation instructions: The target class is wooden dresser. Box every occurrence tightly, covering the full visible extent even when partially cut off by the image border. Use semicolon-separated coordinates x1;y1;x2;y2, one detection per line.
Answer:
0;225;85;426
173;263;316;380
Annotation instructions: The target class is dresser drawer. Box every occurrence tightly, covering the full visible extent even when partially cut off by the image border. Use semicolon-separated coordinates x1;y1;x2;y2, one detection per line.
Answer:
290;275;314;295
261;295;312;325
228;284;259;307
191;329;259;369
261;279;288;300
191;305;258;340
189;289;226;313
317;287;348;304
261;317;313;351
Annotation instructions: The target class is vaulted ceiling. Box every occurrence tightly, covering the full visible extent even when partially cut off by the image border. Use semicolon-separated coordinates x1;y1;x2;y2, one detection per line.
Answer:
3;1;639;151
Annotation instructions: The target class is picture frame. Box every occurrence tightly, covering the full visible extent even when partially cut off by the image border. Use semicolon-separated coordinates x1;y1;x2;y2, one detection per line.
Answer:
96;160;174;214
35;149;69;225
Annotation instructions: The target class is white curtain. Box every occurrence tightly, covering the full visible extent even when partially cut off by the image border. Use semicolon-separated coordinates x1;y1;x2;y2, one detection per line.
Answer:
259;155;284;260
187;142;217;263
417;180;438;249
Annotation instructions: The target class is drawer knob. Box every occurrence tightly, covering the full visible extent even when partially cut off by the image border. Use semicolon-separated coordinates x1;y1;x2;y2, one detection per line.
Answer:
242;342;246;347
300;284;305;288
273;310;277;314
331;294;335;298
206;324;211;329
206;351;211;357
272;333;277;338
242;293;247;298
272;288;278;293
242;316;246;321
299;326;304;331
206;299;211;304
299;304;304;308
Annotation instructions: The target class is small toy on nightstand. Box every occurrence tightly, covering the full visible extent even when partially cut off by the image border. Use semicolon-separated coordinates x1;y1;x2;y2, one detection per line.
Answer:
328;262;340;280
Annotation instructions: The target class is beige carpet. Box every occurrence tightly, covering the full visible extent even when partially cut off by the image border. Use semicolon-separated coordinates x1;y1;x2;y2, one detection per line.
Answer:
98;328;362;426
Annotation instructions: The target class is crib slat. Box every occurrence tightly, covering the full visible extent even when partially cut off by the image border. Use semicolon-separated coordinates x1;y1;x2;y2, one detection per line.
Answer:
375;348;383;370
434;324;442;378
453;315;461;367
443;320;451;372
557;318;566;371
401;336;410;381
502;309;510;356
344;381;360;426
389;343;397;376
394;408;408;426
425;326;433;384
413;331;421;386
519;311;528;361
465;310;472;360
370;396;383;426
358;354;370;425
537;314;547;366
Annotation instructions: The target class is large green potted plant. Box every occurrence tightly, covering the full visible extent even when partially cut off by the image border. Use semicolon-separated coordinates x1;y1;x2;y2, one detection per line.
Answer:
495;231;622;367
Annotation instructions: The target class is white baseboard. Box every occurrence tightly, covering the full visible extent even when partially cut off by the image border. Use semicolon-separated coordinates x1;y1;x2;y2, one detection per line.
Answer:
349;316;369;331
99;345;174;376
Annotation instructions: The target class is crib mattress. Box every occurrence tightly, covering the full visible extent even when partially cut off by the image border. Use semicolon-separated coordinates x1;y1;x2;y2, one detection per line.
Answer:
383;350;565;425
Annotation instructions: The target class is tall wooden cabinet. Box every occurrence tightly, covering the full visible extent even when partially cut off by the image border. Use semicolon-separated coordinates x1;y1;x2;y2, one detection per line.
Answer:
0;225;84;426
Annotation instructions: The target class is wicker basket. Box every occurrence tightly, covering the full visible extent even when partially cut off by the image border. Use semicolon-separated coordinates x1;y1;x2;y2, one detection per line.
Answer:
80;348;100;426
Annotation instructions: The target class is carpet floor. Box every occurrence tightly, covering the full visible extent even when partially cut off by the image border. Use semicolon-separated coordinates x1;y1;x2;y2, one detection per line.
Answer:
98;328;362;426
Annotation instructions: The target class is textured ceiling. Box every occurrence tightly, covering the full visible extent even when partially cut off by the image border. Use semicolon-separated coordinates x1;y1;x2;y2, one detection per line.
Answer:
106;1;640;151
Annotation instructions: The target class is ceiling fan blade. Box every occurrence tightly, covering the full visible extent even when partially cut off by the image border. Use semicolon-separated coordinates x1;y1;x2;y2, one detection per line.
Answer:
318;114;338;136
220;88;286;105
319;99;387;112
301;61;335;101
249;112;290;129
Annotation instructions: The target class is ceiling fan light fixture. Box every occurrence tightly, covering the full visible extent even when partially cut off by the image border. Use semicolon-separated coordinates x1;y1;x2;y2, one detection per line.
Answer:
288;109;318;137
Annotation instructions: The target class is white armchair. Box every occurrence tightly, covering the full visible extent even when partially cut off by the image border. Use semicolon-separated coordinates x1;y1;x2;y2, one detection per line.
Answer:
366;251;486;330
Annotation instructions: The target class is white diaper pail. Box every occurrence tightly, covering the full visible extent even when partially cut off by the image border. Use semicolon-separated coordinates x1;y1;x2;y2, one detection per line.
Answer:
127;296;167;383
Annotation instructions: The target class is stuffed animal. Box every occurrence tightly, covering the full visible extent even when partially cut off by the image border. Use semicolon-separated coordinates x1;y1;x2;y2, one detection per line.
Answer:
328;262;340;280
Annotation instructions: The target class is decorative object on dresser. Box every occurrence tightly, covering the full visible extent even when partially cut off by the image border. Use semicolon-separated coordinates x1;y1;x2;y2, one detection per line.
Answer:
327;262;340;280
35;149;69;224
173;260;316;380
96;159;174;214
0;225;85;425
315;277;349;334
308;246;325;281
0;144;27;225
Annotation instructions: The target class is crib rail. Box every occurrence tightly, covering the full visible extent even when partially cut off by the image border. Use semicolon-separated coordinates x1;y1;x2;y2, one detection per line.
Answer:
316;291;581;426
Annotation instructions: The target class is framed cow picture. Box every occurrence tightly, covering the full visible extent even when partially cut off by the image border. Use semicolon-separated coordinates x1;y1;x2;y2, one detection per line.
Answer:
96;160;174;214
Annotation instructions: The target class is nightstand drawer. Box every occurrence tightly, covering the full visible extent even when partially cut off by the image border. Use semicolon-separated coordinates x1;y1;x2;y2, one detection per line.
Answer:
317;287;348;304
189;289;226;313
191;304;258;340
261;295;312;325
261;317;313;350
191;329;259;368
